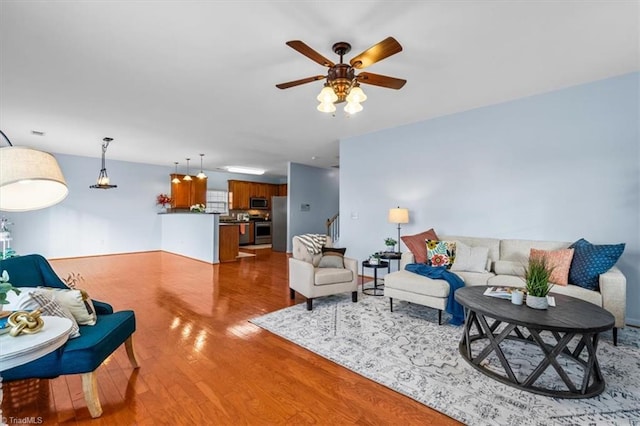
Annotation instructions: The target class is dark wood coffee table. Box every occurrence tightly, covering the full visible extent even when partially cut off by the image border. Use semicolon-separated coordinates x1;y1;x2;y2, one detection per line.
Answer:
455;286;614;398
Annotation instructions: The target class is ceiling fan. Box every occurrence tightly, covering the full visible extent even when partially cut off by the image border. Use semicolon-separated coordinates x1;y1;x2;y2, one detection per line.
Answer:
276;37;407;113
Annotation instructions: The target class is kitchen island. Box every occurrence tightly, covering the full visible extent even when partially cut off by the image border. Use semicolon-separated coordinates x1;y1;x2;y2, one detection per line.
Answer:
160;212;220;264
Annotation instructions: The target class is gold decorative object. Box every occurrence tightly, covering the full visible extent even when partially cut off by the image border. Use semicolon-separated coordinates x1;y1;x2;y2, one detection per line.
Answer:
8;309;44;337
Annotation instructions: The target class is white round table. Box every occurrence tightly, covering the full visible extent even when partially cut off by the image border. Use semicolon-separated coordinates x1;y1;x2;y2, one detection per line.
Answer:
0;316;73;371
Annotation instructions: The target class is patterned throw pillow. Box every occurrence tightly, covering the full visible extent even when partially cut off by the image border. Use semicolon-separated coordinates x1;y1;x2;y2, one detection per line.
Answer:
568;238;625;291
29;291;81;338
529;248;574;286
426;240;456;269
400;229;439;264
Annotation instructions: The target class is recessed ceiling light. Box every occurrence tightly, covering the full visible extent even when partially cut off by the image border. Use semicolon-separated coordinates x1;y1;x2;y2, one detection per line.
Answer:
31;130;45;136
226;166;265;175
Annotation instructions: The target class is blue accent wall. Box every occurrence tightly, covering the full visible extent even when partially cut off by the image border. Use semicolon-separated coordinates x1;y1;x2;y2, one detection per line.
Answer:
340;72;640;325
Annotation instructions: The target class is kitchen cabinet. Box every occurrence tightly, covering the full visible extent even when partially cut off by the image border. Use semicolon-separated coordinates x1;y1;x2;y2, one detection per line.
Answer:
277;184;288;197
219;224;239;262
228;180;282;210
171;174;207;208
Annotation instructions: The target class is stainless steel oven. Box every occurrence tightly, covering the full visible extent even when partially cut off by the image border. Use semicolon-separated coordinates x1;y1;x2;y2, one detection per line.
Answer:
254;221;272;245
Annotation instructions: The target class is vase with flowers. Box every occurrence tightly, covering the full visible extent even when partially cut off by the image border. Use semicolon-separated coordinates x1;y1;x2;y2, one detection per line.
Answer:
156;193;172;213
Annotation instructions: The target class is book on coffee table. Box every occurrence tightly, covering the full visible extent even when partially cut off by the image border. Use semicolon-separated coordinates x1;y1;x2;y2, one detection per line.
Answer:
483;286;515;300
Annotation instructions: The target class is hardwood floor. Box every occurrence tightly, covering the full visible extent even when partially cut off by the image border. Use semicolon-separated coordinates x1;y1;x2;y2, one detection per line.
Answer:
1;250;460;425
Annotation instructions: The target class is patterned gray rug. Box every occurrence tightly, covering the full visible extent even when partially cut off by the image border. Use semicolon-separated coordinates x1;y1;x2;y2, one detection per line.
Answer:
250;294;640;425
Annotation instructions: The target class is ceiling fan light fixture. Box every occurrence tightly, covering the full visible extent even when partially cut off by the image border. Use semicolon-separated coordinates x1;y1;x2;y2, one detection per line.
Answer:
317;101;336;113
316;85;338;103
346;85;367;103
344;101;363;114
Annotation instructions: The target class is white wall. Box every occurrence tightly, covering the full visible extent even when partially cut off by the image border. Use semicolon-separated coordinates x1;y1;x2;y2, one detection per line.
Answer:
2;154;283;258
3;153;171;258
340;72;640;326
287;162;339;251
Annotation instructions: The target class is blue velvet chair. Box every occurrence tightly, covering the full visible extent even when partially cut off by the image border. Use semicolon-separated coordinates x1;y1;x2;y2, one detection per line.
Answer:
0;254;139;418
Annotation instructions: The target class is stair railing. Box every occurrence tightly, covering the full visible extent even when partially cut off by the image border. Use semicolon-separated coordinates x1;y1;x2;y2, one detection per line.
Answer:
326;213;339;243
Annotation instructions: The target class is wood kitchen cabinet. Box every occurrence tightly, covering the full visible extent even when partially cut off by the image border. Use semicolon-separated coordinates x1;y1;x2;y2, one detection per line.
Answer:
228;180;284;210
171;174;207;208
277;184;288;196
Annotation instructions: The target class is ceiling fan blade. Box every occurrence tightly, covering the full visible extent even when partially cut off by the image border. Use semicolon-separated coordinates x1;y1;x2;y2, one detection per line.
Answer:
286;40;335;67
276;75;326;89
356;72;406;90
349;37;403;69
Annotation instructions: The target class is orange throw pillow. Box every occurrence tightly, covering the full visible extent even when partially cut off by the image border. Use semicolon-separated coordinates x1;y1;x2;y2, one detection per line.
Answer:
529;248;575;286
401;229;439;264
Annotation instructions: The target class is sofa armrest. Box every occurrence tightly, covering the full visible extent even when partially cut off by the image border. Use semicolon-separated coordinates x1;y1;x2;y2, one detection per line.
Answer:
288;258;316;295
92;300;114;315
400;251;415;270
599;266;626;328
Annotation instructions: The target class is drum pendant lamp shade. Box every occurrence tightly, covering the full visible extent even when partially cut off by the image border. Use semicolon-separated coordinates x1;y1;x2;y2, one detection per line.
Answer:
0;146;69;211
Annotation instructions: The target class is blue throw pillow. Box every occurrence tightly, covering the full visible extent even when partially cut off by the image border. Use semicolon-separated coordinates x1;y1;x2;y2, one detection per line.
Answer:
568;238;625;290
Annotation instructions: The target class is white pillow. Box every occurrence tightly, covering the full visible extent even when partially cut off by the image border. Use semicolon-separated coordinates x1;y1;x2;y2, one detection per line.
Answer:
37;287;97;326
451;241;490;273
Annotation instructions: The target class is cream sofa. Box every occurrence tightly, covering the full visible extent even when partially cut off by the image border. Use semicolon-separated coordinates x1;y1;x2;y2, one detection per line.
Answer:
384;235;627;344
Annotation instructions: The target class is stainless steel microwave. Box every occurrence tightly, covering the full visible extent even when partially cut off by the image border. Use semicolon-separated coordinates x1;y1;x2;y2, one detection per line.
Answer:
250;197;268;209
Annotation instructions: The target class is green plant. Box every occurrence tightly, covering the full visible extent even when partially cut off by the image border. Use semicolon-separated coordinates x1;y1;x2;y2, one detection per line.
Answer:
0;270;20;305
524;256;555;297
370;252;381;260
384;237;397;247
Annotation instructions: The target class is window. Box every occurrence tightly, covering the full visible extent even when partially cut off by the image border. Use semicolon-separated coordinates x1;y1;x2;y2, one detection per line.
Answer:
206;190;228;214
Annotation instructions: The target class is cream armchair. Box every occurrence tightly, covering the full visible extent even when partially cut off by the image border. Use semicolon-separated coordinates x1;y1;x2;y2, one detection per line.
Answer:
289;235;359;310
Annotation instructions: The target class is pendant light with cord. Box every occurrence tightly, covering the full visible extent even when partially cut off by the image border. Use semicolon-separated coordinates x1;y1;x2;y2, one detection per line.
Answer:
171;162;180;184
196;154;207;179
183;158;192;181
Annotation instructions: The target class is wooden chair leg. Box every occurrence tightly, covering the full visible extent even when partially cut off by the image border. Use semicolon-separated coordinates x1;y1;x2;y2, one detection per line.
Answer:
390;297;394;312
125;335;140;369
613;327;618;346
81;371;103;418
438;310;442;325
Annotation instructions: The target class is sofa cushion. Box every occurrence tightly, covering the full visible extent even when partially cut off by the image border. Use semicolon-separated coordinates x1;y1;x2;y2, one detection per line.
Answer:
530;248;574;286
549;283;602;306
426;240;456;268
401;229;439;264
384;270;450;297
500;239;570;263
494;260;526;277
451;241;489;273
487;275;527;289
314;268;353;286
569;238;625;291
454;271;495;287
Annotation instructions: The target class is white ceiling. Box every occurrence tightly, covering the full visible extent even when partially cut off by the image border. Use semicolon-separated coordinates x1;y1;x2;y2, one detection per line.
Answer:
1;1;638;177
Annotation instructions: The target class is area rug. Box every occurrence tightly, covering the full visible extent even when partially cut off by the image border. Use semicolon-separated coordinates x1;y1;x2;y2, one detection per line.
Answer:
250;294;640;425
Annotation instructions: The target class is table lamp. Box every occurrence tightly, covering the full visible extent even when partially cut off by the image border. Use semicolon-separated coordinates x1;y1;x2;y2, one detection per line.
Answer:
388;207;409;253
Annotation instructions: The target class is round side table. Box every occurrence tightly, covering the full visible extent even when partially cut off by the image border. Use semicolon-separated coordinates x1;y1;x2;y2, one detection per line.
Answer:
0;316;73;372
361;260;389;296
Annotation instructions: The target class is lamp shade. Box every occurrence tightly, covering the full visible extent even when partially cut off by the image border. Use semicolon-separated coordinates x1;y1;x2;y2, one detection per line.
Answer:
0;146;68;211
388;207;409;224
